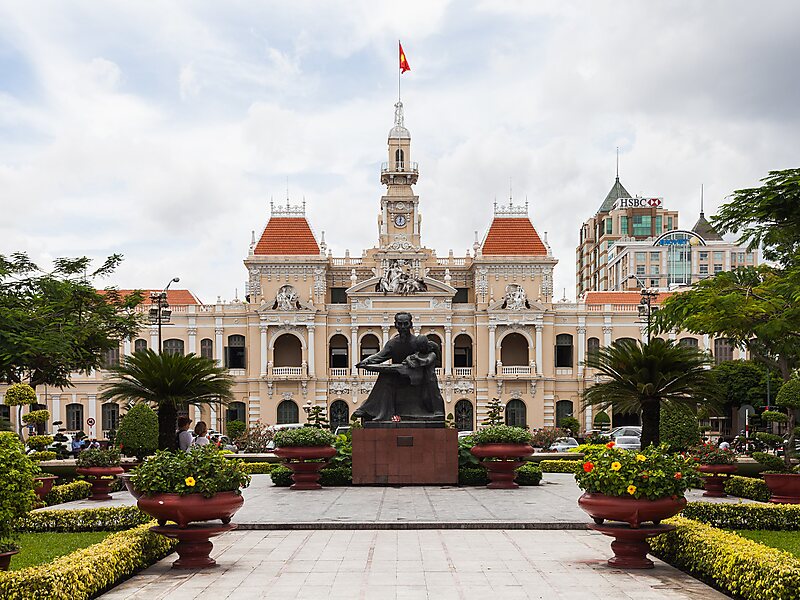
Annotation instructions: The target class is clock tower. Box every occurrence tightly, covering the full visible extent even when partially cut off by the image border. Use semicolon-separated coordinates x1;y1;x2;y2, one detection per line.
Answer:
378;101;421;250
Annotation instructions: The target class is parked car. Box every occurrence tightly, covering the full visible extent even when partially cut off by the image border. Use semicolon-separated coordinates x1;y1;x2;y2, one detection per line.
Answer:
457;430;475;439
614;436;641;451
552;437;579;453
611;426;642;439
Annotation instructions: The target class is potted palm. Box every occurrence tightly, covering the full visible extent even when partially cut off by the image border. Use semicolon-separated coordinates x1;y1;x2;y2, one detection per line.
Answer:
469;426;534;489
76;447;124;500
0;432;39;570
273;427;337;490
761;380;800;504
689;442;737;497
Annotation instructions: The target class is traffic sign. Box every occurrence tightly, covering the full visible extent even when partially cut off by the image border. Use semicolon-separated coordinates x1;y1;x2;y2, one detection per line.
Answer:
86;417;96;427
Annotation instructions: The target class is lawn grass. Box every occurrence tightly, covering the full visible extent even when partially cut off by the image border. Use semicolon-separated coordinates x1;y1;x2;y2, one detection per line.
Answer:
736;530;800;558
10;531;113;570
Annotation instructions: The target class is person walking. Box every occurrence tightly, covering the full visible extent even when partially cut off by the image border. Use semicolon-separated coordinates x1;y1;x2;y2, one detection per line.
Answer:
177;416;193;451
192;421;210;447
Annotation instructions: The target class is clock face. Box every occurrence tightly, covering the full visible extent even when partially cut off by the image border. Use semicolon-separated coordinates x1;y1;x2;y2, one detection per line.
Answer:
394;214;407;227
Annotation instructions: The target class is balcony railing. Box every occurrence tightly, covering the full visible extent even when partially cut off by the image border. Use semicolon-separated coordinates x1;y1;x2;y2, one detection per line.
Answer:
269;366;306;378
358;368;378;378
381;161;418;174
453;367;473;377
329;368;349;378
501;365;532;376
434;368;442;377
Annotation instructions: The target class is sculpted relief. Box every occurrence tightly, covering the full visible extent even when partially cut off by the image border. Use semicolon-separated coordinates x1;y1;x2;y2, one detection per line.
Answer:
502;284;530;310
375;259;428;296
273;285;301;311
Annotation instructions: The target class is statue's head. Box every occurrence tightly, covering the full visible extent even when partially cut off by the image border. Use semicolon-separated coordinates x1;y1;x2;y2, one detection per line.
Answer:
394;312;413;334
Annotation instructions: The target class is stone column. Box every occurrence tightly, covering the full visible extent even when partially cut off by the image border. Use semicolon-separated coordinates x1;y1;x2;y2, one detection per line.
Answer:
122;339;131;357
187;327;197;356
51;395;61;427
350;326;358;376
488;324;496;377
535;324;543;376
260;324;268;376
603;325;612;347
149;327;158;353
381;325;390;346
307;324;316;377
577;324;586;377
444;326;452;376
215;322;224;368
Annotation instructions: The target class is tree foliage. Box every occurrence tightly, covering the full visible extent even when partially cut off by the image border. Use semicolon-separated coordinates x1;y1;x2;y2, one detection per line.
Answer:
659;404;701;452
100;350;234;451
582;338;718;448
0;252;144;388
116;403;159;460
711;360;776;409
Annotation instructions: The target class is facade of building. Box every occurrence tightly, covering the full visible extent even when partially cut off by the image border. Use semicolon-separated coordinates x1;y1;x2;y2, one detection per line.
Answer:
1;102;750;439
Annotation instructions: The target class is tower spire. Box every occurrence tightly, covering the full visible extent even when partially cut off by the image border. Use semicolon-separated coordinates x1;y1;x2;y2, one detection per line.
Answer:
615;147;619;180
700;183;705;217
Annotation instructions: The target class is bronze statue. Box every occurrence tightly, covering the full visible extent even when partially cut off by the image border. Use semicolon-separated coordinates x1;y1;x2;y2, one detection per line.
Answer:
353;312;445;422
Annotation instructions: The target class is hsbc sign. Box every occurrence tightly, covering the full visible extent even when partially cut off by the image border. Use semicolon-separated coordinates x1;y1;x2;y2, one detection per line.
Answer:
613;197;663;210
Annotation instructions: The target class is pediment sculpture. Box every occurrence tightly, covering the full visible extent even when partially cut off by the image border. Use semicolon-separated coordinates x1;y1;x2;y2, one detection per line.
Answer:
375;259;428;295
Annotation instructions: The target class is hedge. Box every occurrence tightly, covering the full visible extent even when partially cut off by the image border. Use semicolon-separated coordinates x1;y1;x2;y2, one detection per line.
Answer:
270;465;352;487
43;481;92;506
242;462;274;475
458;467;489;486
539;460;581;474
724;475;771;503
17;506;151;532
515;463;542;486
0;523;175;599
649;516;800;600
682;502;800;531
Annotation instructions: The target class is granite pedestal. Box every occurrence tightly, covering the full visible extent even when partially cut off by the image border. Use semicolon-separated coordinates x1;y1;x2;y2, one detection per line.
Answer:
352;427;458;485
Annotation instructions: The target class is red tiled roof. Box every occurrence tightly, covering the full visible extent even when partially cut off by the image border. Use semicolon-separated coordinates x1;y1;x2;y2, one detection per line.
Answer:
583;291;673;305
100;289;201;305
254;217;320;255
482;217;547;256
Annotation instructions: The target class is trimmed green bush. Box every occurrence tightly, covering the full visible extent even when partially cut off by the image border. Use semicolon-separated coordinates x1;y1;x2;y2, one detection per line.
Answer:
724;475;771;502
473;425;533;445
659;404;701;451
226;420;246;441
270;465;293;486
777;379;800;409
0;432;39;550
3;383;36;406
43;481;92;506
269;465;351;486
755;432;784;447
75;447;121;468
682;502;800;530
28;451;57;462
17;506;151;532
0;523;175;599
539;460;582;474
761;410;789;424
458;467;489;486
26;435;53;451
515;462;542;486
274;427;335;448
21;410;50;425
115;404;158;460
649;515;800;600
752;452;786;473
241;462;274;475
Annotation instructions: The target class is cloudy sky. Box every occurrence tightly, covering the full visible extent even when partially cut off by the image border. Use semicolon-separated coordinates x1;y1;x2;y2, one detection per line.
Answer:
1;1;798;302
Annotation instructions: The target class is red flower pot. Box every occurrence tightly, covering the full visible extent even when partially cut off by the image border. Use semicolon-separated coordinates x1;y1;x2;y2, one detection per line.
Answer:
0;550;19;571
33;475;58;501
578;492;687;528
470;443;534;489
698;464;737;497
76;466;124;501
273;446;338;490
763;473;800;504
137;490;245;528
119;472;143;499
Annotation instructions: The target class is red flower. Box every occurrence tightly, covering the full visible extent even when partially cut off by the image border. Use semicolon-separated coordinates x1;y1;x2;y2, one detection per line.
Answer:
674;472;682;480
583;462;594;473
606;441;615;449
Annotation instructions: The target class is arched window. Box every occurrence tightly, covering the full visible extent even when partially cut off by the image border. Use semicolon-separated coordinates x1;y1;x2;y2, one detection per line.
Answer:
587;337;600;359
226;401;246;424
66;403;84;432
555;334;573;368
102;403;119;432
277;400;299;424
679;338;699;348
226;334;246;369
454;334;473;368
505;399;527;428
714;338;733;364
102;347;120;368
200;338;213;359
556;400;574;427
330;400;349;431
273;334;302;367
134;339;148;353
395;148;404;169
614;337;636;347
359;334;380;362
329;334;349;369
454;399;474;432
163;339;184;356
500;333;528;366
426;334;442;367
593;411;611;431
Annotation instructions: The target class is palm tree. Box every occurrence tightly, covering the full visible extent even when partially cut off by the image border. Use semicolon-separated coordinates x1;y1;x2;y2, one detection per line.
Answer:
100;349;234;451
582;338;719;448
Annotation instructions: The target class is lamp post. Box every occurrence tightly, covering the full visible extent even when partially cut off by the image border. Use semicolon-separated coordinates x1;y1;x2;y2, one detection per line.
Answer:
628;275;658;344
149;277;180;353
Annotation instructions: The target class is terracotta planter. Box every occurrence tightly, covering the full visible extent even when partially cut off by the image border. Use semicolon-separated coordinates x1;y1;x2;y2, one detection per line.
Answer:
698;464;737;497
578;492;687;528
33;475;58;501
76;466;124;501
273;445;338;490
470;443;534;489
119;472;143;499
138;490;244;528
0;549;19;571
151;523;236;569
763;473;800;504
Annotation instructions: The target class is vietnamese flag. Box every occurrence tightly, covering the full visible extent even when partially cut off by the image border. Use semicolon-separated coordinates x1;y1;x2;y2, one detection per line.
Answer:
399;42;410;73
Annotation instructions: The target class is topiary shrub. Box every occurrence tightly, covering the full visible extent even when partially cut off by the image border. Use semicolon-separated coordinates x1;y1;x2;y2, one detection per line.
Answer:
474;425;533;445
776;379;800;466
226;420;246;441
270;465;293;486
320;466;352;486
76;447;121;468
3;383;36;407
274;427;335;448
116;404;158;460
28;451;57;462
558;416;581;436
240;462;274;475
0;431;40;551
43;481;93;506
22;410;50;426
26;434;53;452
539;460;582;474
723;475;771;502
458;467;489;486
515;462;542;486
752;451;787;473
659;405;701;452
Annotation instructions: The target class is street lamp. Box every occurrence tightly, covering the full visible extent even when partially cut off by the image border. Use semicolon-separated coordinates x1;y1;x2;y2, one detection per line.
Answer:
148;277;180;353
628;274;658;344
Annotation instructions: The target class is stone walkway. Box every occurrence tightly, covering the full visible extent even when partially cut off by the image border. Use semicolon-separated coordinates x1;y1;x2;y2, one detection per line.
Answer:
101;529;727;599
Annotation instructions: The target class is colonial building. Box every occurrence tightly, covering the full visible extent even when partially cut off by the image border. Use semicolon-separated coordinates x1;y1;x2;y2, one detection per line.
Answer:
1;102;749;439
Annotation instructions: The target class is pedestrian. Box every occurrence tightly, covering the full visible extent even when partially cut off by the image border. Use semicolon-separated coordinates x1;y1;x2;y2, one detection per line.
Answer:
719;438;731;451
177;416;193;451
192;421;210;447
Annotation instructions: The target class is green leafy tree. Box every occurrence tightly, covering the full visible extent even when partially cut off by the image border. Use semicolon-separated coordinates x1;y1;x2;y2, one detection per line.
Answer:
116;403;159;460
658;404;701;451
226;420;247;441
711;360;776;409
559;416;580;436
100;350;234;451
482;398;504;426
306;405;329;429
3;382;37;435
583;339;718;448
0;253;144;388
775;379;800;466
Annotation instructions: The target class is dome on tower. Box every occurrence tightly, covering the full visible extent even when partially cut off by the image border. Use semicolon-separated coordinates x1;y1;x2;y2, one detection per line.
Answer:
388;101;410;139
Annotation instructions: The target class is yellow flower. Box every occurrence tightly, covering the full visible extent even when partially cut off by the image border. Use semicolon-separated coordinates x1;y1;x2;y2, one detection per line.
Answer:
611;461;622;471
635;454;647;462
627;485;637;495
184;476;196;487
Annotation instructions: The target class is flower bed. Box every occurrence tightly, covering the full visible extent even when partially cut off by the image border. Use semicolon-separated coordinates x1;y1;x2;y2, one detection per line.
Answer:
649;515;800;600
682;502;800;530
43;481;92;506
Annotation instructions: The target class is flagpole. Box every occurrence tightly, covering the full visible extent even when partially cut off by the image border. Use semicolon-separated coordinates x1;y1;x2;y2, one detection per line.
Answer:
398;39;401;103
